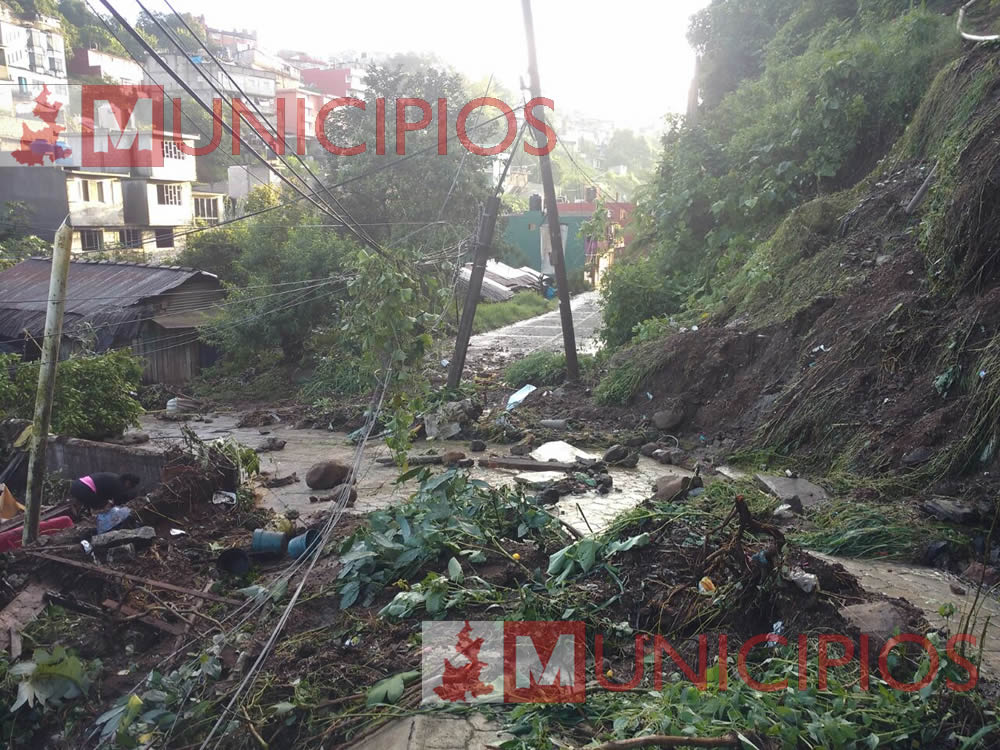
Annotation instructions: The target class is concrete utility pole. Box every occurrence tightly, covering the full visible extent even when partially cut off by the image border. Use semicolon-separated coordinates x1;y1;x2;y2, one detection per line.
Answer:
521;0;579;381
23;218;72;545
447;196;501;389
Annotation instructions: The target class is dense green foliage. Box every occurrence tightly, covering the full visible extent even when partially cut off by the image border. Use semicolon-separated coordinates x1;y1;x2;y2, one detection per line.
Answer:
0;350;143;439
601;1;961;346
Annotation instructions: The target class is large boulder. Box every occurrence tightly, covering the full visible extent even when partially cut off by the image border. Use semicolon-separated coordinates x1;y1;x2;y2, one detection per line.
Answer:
653;403;685;432
840;601;906;647
306;460;351;490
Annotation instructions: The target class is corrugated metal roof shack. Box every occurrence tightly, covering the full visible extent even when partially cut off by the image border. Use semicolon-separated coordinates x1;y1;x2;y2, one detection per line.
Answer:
0;258;225;384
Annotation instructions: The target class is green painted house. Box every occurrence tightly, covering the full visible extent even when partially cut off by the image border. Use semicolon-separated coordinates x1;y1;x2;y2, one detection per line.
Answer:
501;210;589;273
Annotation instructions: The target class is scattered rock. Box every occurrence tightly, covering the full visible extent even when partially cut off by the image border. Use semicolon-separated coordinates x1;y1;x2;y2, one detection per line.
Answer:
256;437;287;452
539;487;561;505
716;466;748;481
961;563;1000;587
91;526;156;549
120;431;150;446
603;445;629;463
511;438;535;456
106;543;136;563
950;583;967;596
306;460;351;490
514;471;566;490
922;540;951;567
902;446;934;467
653;475;702;502
640;443;660;458
652;449;672;465
653;404;684;432
773;504;797;520
540;419;570;431
755;474;829;510
840;601;906;646
263;472;299;488
293;419;314;430
618;452;639;468
457;458;475;469
442;451;467;466
622;433;646;448
922;497;978;525
310;485;358;507
469;440;487;453
667;449;687;466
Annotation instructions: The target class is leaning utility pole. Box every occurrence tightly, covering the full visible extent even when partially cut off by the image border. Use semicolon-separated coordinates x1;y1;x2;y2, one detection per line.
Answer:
23;218;72;545
521;0;579;380
447;196;502;389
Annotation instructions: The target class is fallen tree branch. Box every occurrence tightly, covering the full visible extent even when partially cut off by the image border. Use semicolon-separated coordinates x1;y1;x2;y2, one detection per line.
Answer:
585;732;740;749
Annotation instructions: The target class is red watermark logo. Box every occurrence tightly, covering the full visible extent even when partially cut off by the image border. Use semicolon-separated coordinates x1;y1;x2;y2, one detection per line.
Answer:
6;85;555;168
421;621;979;704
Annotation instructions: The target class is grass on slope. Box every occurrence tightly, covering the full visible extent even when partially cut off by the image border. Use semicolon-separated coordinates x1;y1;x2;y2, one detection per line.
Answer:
472;291;557;335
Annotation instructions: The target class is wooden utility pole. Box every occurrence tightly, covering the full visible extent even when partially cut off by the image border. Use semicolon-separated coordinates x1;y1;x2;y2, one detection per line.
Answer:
521;0;579;380
447;196;501;389
23;218;72;545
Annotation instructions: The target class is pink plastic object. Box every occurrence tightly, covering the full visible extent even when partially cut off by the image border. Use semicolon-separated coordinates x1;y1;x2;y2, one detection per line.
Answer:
0;515;74;553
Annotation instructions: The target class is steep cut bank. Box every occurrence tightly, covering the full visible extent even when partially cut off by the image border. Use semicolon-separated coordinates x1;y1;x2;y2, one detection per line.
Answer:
599;44;1000;514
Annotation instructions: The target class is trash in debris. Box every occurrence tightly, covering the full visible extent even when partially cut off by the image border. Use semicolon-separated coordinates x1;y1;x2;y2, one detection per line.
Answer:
767;620;785;647
80;540;93;555
811;344;831;354
441;359;450;368
507;385;537;411
688;487;705;497
288;529;321;559
256;437;287;452
252;528;286;555
530;441;597;463
96;506;132;534
169;528;186;537
698;577;716;595
752;550;771;568
425;399;480;439
0;483;24;520
218;549;251;576
646;392;654;400
212;491;238;506
784;568;819;593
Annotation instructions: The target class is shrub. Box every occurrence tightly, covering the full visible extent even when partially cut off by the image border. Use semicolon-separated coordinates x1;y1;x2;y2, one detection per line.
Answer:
0;350;144;439
504;351;595;389
599;259;689;348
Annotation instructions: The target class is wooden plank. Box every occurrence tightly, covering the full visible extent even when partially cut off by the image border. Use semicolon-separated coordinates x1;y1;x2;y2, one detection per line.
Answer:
477;457;576;472
0;583;47;652
375;455;442;467
101;599;186;637
26;552;241;606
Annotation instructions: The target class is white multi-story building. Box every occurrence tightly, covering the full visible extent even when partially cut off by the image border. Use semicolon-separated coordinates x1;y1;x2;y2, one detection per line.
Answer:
0;8;66;95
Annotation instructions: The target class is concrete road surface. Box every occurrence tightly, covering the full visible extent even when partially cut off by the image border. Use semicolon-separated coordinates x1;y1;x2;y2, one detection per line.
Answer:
466;290;602;364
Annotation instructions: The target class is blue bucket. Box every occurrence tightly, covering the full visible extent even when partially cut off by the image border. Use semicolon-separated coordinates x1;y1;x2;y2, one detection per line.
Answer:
287;529;321;559
252;529;286;555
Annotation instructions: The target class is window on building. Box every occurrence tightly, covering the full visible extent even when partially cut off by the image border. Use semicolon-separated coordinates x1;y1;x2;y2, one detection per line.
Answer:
162;140;185;160
156;183;183;206
119;228;142;249
81;180;106;203
194;196;219;222
155;228;174;248
0;49;7;67
80;229;103;252
17;76;28;94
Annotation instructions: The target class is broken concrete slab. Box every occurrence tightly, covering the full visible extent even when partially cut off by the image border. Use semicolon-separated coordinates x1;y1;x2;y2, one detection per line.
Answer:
716;465;748;481
840;601;906;646
530;441;597;464
755;474;829;509
91;526;155;548
922;497;979;525
349;713;508;750
513;471;567;490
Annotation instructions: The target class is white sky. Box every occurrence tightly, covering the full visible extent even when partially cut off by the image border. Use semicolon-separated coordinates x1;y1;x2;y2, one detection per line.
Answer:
157;0;710;132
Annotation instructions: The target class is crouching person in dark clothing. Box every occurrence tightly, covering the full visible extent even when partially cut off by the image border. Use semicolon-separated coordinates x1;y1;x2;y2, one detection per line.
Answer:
69;472;141;515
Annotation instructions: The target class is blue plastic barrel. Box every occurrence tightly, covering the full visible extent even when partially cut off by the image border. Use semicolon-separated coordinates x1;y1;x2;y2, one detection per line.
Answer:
287;529;321;559
252;529;286;555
